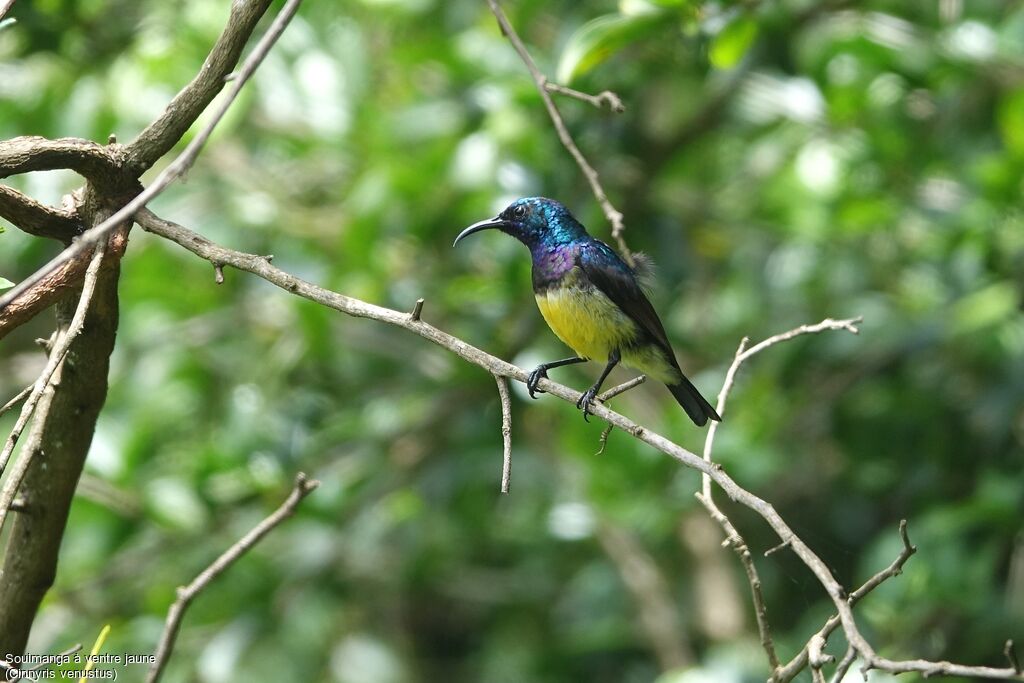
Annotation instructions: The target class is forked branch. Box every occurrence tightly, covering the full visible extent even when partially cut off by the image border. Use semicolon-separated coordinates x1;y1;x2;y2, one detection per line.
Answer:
0;0;303;322
146;473;319;683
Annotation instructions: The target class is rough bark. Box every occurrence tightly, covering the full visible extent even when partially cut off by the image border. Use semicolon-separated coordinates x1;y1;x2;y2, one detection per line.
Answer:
0;212;122;660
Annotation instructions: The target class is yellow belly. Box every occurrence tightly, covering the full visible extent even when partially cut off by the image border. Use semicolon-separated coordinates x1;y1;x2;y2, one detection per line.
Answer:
535;282;637;363
534;272;681;384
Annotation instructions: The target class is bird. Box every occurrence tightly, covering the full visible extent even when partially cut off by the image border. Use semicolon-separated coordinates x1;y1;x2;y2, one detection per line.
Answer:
454;197;720;426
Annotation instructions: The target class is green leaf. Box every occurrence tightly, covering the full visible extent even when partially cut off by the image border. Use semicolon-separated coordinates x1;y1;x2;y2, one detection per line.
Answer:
709;16;758;69
0;277;14;290
557;12;670;84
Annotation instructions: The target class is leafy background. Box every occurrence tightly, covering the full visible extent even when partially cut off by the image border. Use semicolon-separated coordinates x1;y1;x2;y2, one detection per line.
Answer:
1;0;1022;681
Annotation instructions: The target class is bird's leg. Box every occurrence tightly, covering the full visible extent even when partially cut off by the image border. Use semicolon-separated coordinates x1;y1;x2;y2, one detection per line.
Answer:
527;356;585;399
577;350;620;422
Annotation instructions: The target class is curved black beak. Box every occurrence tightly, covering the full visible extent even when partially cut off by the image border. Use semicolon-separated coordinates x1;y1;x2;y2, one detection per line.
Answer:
453;216;507;247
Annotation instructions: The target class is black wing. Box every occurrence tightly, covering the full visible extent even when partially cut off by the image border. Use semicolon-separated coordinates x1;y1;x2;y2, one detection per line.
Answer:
578;241;721;425
576;241;677;363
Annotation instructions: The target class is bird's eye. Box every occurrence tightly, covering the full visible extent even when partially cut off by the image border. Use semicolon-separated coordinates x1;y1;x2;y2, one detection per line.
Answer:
513;205;527;219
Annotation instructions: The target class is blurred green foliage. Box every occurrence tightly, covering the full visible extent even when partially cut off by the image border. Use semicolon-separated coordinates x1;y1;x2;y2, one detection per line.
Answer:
1;0;1022;681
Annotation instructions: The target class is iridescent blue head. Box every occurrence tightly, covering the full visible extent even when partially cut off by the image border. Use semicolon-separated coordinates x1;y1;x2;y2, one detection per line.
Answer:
453;197;589;253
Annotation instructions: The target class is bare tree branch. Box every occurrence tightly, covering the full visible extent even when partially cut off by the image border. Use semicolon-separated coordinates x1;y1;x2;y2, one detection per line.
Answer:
595;424;614;455
544;82;625;113
0;231;119;655
410;297;425;322
1007;640;1021;675
0;243;106;531
808;633;835;674
590;376;647;455
692;317;862;681
849;519;916;600
0;231;124;341
0;0;293;662
494;374;513;494
867;657;1024;678
0;385;31;420
696;490;781;671
829;647;856;683
598;375;646;402
774;519;917;682
0;184;81;241
136;208;1024;681
0;0;303;321
738;318;862;364
0;136;119;184
125;0;273;172
485;0;633;265
146;473;319;683
696;319;861;675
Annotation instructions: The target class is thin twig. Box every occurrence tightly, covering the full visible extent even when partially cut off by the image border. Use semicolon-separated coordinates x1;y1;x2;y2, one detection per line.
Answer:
0;384;32;419
410;297;425;322
27;643;82;672
830;647;857;683
0;243;106;533
697;491;781;671
485;0;633;265
595;424;614;455
136;209;1024;682
698;318;862;677
598;375;646;402
544;82;625;113
848;519;916;602
0;0;13;22
704;317;862;500
0;0;303;315
1007;641;1021;675
774;519;918;682
738;317;862;365
591;376;646;454
146;473;319;683
494;374;512;494
702;336;748;499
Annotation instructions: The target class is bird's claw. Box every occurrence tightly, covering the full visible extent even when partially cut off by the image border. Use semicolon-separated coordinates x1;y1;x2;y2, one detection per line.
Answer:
576;387;599;422
526;366;548;399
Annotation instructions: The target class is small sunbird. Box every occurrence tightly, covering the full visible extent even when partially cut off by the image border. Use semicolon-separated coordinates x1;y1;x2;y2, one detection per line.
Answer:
455;197;721;426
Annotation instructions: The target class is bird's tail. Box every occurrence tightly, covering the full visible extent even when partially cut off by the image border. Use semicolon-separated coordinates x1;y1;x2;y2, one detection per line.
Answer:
667;376;721;427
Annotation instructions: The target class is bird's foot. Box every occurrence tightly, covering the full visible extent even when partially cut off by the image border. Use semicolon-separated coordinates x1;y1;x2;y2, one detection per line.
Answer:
526;366;548;399
576;387;599;422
